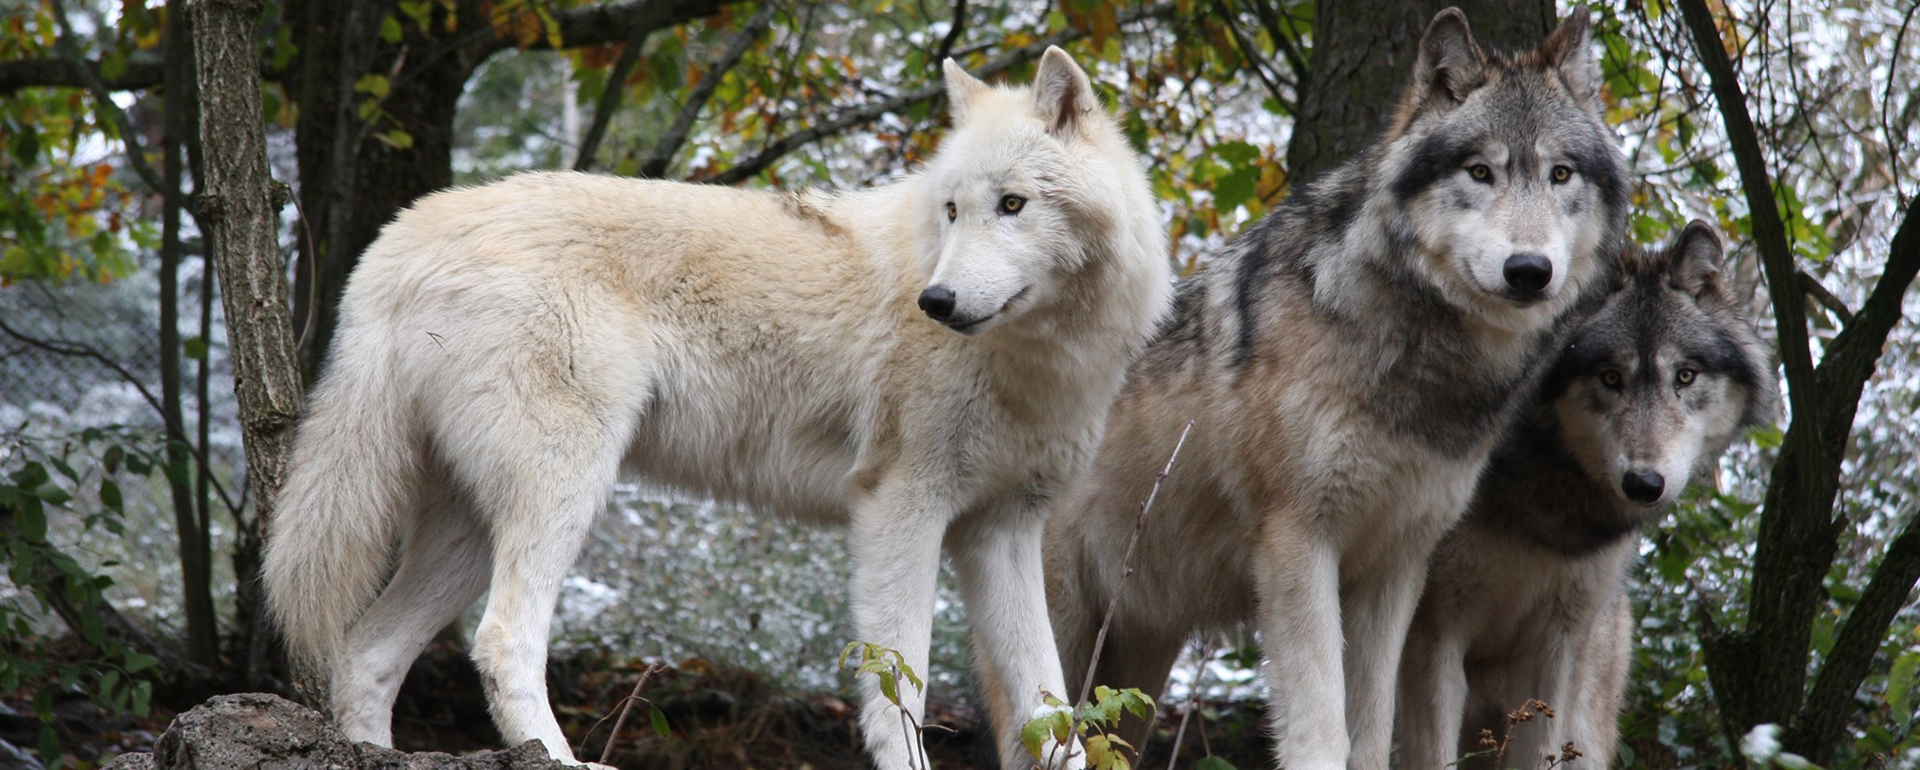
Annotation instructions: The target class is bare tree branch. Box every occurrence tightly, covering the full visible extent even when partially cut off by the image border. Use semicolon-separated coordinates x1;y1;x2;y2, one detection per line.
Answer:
1798;269;1853;325
1211;0;1296;114
637;3;776;178
0;51;164;94
702;2;1174;186
573;33;650;172
933;0;968;64
1792;505;1920;756
486;0;739;55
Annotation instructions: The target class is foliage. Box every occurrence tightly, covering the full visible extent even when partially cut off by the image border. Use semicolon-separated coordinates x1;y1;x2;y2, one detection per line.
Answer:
1019;685;1157;770
0;428;166;768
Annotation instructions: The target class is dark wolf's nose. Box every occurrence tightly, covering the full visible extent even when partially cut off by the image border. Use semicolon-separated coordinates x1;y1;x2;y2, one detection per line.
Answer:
919;285;957;321
1503;253;1553;294
1622;470;1665;504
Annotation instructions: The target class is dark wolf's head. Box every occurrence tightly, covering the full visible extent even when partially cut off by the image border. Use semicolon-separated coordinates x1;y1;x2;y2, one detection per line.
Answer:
1542;220;1774;508
1380;8;1629;332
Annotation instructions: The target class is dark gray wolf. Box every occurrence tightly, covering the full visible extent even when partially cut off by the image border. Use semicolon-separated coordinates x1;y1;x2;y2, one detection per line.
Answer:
1040;10;1628;769
1396;220;1772;769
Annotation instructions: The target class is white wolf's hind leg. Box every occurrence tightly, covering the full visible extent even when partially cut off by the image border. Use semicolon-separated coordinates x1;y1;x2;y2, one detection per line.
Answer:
334;479;492;746
462;406;633;767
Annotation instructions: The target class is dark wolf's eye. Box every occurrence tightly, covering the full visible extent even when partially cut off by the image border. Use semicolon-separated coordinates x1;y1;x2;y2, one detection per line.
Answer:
1675;367;1697;387
945;201;957;222
1600;370;1623;390
1468;164;1493;182
1000;195;1026;215
1551;165;1574;184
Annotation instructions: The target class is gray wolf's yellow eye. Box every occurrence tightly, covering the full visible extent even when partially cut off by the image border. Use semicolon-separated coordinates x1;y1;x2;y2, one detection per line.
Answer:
1000;195;1026;215
1551;165;1573;184
1468;164;1492;182
1675;367;1697;387
946;201;957;222
1601;370;1623;390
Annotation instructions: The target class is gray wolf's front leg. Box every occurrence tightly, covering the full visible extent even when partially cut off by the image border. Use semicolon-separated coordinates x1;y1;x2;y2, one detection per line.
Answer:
1342;554;1431;770
1255;525;1349;770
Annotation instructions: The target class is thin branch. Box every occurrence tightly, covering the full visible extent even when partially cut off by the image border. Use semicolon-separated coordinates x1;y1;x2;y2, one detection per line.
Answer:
0;51;164;94
1163;638;1216;770
48;0;165;195
1211;0;1295;114
702;2;1174;186
1791;506;1920;755
584;662;668;764
573;34;649;172
1246;0;1309;83
1072;420;1196;735
1797;270;1853;325
933;0;968;65
636;3;776;178
487;0;738;55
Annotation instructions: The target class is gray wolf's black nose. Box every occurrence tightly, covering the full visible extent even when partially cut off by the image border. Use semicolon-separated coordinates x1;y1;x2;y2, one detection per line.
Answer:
919;285;957;321
1503;253;1553;294
1622;470;1665;504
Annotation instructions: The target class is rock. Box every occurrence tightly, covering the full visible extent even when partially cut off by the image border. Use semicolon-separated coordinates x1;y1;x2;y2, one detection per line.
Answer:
101;694;568;770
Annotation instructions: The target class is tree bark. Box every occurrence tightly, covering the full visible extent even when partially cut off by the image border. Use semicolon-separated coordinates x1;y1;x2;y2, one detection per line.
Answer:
1285;0;1556;185
186;0;303;576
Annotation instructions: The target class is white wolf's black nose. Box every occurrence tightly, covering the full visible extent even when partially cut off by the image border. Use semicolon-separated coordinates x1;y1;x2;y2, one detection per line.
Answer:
1622;470;1664;504
1503;253;1553;294
919;285;957;321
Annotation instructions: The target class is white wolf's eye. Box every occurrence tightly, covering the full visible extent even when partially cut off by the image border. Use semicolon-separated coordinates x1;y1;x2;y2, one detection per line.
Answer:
1468;164;1493;183
1675;367;1697;387
946;201;957;222
1600;370;1623;390
1551;165;1574;184
1000;195;1026;215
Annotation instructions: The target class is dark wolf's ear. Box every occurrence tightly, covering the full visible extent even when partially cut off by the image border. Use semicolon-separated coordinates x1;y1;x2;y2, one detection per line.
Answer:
1032;46;1098;136
944;58;988;125
1410;8;1487;106
1670;219;1726;301
1539;9;1599;106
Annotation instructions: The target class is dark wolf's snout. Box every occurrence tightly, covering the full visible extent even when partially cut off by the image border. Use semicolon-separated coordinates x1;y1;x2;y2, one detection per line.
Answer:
919;285;957;321
1622;470;1664;504
1503;253;1553;295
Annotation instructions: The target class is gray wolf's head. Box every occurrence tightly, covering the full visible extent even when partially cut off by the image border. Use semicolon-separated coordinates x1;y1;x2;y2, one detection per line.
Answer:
1382;8;1629;332
1544;221;1774;508
914;47;1149;335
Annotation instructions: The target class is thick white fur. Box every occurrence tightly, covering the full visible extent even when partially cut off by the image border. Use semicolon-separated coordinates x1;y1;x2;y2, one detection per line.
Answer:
261;47;1170;770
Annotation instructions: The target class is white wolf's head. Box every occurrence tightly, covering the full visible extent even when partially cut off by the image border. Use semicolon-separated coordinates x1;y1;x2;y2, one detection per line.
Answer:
1546;222;1773;508
913;48;1142;336
1384;9;1629;332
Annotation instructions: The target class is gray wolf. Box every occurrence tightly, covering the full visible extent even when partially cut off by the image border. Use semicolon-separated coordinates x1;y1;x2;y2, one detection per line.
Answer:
261;48;1171;770
1395;220;1772;769
1041;10;1627;769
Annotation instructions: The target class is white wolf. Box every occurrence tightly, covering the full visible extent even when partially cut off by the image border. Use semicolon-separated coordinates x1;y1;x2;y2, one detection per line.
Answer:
261;48;1171;770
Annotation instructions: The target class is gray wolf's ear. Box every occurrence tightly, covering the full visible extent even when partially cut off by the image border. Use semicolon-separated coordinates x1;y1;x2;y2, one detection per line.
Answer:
944;58;988;125
1032;46;1097;136
1412;8;1487;105
1670;219;1726;300
1540;9;1599;106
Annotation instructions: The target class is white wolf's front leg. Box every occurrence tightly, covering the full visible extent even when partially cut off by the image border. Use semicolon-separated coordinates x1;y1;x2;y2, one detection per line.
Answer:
1341;555;1431;770
848;483;949;769
950;507;1083;770
1254;526;1348;770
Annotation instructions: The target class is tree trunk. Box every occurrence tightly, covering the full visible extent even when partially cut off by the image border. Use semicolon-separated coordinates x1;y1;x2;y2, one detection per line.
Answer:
159;0;220;670
1286;0;1556;184
186;0;304;603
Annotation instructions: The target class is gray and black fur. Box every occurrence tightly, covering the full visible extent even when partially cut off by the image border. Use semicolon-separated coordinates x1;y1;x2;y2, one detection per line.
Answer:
1397;220;1774;769
1044;9;1631;770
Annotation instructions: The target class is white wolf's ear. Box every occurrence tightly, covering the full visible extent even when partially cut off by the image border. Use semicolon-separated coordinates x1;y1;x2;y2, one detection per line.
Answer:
1670;219;1726;300
1540;9;1599;106
1412;8;1487;105
1032;46;1097;136
944;58;988;125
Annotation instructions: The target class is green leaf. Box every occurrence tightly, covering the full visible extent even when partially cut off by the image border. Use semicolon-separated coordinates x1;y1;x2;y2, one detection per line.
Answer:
183;336;207;360
380;15;404;43
1021;718;1051;760
131;680;152;717
1888;651;1918;727
353;74;391;99
38;724;59;767
648;704;670;737
376;129;415;150
100;478;122;513
16;497;47;542
1194;757;1238;770
124;652;157;674
99;669;121;700
1086;734;1114;768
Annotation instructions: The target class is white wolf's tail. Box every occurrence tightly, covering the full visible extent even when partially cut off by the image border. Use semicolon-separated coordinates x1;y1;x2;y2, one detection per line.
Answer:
262;330;417;671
